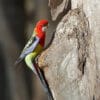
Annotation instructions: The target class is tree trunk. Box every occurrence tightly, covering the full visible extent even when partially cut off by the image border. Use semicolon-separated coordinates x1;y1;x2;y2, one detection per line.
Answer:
38;0;100;100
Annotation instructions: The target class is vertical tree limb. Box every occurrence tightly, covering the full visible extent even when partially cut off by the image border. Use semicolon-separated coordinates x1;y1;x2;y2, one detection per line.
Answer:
38;0;100;100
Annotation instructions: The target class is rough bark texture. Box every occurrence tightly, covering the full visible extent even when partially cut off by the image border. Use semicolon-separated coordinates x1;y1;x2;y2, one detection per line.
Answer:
38;0;100;100
48;0;69;20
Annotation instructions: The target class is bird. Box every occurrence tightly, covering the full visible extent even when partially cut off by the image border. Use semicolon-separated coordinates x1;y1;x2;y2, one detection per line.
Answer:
15;19;54;100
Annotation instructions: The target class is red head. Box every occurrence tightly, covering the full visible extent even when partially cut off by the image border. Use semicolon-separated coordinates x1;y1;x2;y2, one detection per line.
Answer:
36;19;48;27
34;20;48;47
35;20;48;34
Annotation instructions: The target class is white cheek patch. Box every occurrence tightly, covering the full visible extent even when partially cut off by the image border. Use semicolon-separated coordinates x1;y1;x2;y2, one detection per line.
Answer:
42;26;48;32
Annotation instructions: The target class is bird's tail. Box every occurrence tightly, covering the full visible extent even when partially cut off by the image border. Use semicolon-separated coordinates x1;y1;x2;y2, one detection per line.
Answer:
38;69;54;100
34;63;54;100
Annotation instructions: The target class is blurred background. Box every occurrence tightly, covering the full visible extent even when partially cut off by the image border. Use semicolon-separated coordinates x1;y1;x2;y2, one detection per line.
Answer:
0;0;57;100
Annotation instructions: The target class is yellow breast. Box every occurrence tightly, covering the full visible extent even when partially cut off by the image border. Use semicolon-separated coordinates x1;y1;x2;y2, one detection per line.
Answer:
25;44;43;61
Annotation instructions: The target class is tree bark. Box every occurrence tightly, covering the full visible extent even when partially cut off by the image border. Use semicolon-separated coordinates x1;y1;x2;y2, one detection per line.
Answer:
38;0;100;100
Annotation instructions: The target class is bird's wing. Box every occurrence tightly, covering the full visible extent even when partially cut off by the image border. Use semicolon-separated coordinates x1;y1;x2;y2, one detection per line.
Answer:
15;35;40;64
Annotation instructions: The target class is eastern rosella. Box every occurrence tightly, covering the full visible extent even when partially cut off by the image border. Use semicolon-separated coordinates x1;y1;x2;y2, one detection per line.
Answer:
15;20;53;100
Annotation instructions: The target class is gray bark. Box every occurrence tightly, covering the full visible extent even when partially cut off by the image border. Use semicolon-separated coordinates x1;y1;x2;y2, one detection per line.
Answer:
38;0;100;100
